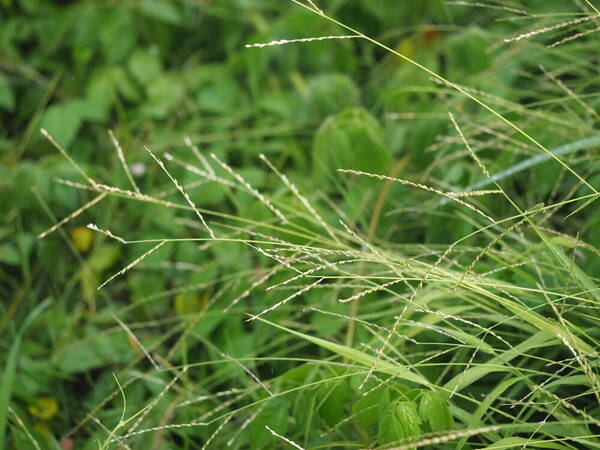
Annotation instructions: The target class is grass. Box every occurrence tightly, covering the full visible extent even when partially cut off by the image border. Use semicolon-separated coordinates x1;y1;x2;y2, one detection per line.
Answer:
3;0;600;448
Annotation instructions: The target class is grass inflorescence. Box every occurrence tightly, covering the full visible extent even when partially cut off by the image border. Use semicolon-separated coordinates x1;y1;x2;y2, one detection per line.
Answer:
4;0;600;448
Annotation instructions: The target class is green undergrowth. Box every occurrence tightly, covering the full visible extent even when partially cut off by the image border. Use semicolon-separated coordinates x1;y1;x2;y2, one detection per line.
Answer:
2;0;600;449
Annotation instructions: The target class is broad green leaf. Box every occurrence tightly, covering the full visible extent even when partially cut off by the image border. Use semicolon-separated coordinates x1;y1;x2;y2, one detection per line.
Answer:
276;363;316;385
99;5;137;63
196;78;245;114
247;398;288;450
39;101;84;148
0;244;20;265
318;381;353;426
313;108;391;179
352;387;389;428
378;400;421;446
308;74;360;116
445;27;493;76
53;330;134;373
87;244;121;274
128;48;162;85
109;66;141;102
418;391;453;432
141;72;185;118
139;0;182;25
79;68;118;122
188;316;221;343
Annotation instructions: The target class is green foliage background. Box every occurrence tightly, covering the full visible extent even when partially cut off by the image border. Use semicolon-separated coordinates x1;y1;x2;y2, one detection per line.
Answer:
2;0;600;448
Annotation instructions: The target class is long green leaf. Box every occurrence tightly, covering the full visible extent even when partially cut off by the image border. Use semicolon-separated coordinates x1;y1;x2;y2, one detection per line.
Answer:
0;299;51;450
441;136;600;203
256;317;430;386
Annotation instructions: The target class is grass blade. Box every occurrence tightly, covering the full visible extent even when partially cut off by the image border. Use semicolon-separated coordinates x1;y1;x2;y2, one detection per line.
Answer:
0;299;51;450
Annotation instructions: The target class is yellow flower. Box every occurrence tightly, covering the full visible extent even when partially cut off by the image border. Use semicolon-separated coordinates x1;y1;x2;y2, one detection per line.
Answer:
174;292;207;314
70;226;93;252
28;396;58;420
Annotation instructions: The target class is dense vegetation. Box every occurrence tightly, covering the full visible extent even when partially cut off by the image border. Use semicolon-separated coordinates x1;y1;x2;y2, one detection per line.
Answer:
2;0;600;448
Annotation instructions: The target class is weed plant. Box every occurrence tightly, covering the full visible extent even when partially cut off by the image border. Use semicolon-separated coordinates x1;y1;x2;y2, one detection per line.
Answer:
3;1;600;449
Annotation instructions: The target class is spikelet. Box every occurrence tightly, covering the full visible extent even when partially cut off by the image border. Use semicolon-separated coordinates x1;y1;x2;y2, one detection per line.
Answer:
245;35;358;48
